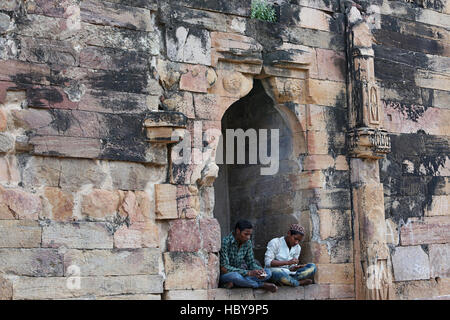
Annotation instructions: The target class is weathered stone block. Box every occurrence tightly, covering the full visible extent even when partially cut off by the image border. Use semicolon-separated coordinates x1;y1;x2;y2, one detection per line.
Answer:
21;156;62;188
207;253;220;289
392;246;430;281
0;248;63;276
303;155;334;171
316;48;345;81
79;89;159;114
97;294;161;300
164;289;209;300
0;274;12;300
335;155;349;171
30;136;102;159
166;26;211;65
0;110;6;132
314;264;354;284
82;23;159;54
179;64;210;93
80;46;148;72
298;6;334;32
63;248;160;276
0;60;51;85
0;0;19;11
163;252;208;290
300;242;330;264
209;288;255;300
254;286;305;300
80;0;152;31
0;132;14;153
113;220;159;249
0;186;42;220
81;189;120;220
425;195;449;217
0;13;10;33
330;284;355;299
318;209;351;240
429;244;450;278
394;279;440;300
400;216;450;246
0;220;41;248
177;185;200;219
291;171;325;190
163;91;195;118
307;130;329;154
19;37;79;67
42;222;113;249
42;187;74;221
109;161;166;190
437;278;450;297
168;219;201;252
308;79;346;106
59;158;105;190
155;184;178;220
304;283;330;300
210;31;262;67
12;275;163;299
199;218;221;252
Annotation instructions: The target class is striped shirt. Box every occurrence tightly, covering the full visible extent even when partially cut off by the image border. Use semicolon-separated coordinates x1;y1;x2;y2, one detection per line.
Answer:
219;232;261;276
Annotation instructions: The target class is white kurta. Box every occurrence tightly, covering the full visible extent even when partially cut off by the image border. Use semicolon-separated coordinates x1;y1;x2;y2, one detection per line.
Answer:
264;236;301;275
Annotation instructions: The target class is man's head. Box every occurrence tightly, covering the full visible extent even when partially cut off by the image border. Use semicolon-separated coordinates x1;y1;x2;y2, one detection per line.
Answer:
285;223;305;247
234;219;253;244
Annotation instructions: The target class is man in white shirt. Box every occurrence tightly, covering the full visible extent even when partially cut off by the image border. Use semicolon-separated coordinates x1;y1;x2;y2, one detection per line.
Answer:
264;224;316;286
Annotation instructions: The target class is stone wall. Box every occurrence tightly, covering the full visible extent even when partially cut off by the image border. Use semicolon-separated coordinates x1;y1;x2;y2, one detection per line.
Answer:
373;0;450;299
0;0;448;300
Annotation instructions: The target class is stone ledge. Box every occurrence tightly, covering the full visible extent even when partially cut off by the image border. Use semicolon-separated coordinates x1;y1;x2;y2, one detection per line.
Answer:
163;284;348;300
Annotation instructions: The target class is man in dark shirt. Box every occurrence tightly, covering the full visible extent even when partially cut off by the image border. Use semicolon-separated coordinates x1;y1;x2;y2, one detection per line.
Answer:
219;219;277;292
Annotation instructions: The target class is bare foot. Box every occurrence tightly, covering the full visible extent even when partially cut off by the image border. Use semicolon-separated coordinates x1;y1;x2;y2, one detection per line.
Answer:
299;279;313;286
262;282;278;293
223;282;234;289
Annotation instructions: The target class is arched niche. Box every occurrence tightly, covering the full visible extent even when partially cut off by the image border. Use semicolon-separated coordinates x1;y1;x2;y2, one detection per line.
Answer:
212;78;309;264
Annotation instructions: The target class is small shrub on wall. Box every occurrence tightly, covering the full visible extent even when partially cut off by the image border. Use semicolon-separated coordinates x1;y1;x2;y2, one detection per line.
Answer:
251;0;277;23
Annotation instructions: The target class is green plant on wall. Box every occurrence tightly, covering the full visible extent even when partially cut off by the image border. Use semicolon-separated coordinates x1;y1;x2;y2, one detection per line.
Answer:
251;0;277;23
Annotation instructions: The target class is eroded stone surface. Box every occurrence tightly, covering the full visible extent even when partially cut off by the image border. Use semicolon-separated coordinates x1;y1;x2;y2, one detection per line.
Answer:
392;246;431;281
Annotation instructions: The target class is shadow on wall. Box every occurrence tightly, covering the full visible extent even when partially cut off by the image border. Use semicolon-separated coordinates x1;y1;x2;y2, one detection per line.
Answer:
213;79;309;264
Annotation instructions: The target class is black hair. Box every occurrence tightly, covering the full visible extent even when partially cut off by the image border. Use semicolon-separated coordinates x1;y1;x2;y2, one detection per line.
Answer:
235;219;253;232
289;229;304;236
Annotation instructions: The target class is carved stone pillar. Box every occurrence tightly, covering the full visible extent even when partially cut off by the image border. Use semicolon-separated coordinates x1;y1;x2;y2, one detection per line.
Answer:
345;4;395;300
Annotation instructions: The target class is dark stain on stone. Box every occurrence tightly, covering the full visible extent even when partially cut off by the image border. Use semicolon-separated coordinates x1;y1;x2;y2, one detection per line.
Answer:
384;100;429;122
100;113;148;162
48;109;72;133
89;90;140;112
10;72;47;86
381;133;449;224
245;19;284;50
87;70;149;94
373;28;445;56
27;87;64;108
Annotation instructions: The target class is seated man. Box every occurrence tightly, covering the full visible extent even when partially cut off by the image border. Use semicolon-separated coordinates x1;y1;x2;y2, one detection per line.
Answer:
219;219;278;292
264;224;316;287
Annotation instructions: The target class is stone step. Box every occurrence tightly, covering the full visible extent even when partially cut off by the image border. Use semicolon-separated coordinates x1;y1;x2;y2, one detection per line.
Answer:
163;283;355;300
